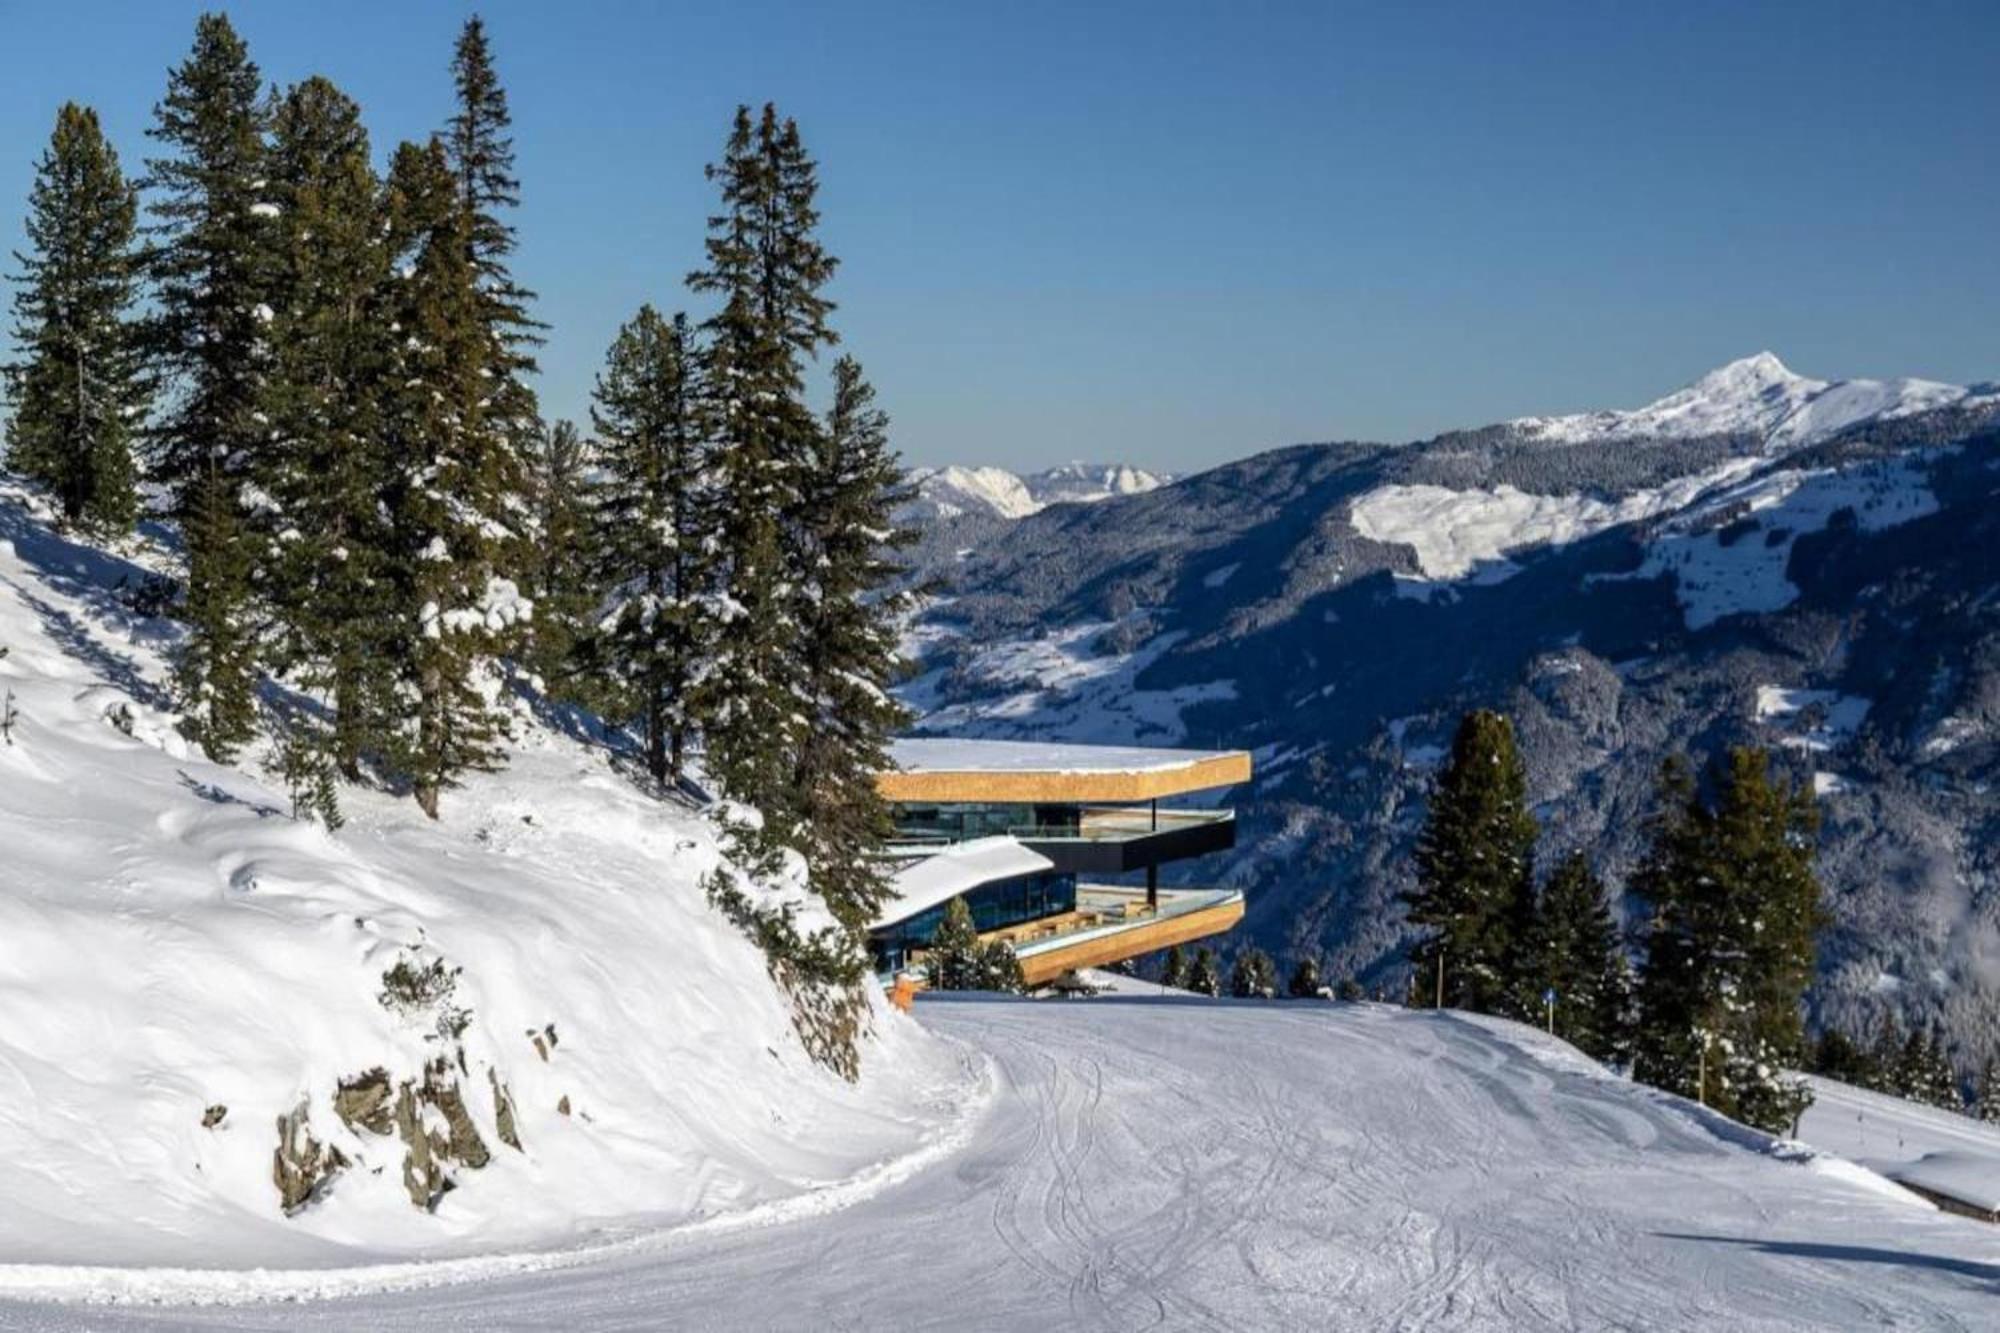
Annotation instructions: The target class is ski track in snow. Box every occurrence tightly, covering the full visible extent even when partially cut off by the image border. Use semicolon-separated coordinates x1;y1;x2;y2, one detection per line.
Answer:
14;999;2000;1331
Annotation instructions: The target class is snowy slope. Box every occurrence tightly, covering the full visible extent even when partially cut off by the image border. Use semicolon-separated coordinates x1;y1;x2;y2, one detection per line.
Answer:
1348;354;1985;597
20;999;2000;1326
0;482;978;1269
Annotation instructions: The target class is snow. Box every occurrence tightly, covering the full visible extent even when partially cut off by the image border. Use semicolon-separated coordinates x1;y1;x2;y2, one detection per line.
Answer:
901;462;1170;524
1511;351;1984;451
25;1000;2000;1326
1351;354;1985;587
873;837;1054;929
890;735;1242;777
1755;686;1872;754
900;465;1038;521
1799;1074;2000;1214
1350;460;1762;581
1201;561;1240;589
1630;455;1940;629
900;622;1235;747
0;481;974;1272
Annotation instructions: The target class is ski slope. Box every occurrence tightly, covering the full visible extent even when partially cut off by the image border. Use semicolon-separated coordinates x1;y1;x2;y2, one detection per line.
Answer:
14;998;2000;1330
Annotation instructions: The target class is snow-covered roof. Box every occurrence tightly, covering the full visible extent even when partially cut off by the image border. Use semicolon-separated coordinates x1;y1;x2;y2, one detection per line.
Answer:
881;737;1252;804
888;737;1235;776
871;837;1054;931
1889;1151;2000;1214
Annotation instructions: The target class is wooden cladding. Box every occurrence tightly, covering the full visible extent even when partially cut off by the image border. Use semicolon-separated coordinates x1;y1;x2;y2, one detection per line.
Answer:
877;750;1252;805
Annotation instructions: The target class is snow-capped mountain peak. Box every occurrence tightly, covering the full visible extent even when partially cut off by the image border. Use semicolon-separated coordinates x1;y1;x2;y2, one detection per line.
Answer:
903;461;1170;523
1512;352;1977;451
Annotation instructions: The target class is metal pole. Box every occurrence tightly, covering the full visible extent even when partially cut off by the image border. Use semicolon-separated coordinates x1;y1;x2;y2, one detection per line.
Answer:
1697;1032;1707;1108
1545;994;1554;1034
1435;951;1445;1010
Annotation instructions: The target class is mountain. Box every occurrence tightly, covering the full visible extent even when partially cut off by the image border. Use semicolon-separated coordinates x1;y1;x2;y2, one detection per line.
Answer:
898;355;2000;1064
902;461;1170;524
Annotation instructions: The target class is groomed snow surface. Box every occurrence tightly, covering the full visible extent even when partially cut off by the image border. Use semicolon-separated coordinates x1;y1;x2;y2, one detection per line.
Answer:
0;483;974;1273
17;999;2000;1329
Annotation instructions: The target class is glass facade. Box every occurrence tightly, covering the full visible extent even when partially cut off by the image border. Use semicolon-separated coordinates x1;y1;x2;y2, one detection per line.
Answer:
890;802;1080;844
869;869;1077;974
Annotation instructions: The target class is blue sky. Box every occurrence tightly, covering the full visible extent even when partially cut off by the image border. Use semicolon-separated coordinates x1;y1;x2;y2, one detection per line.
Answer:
3;0;1998;472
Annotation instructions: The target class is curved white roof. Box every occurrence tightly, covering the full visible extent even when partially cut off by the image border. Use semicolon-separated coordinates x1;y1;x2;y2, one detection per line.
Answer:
871;837;1053;931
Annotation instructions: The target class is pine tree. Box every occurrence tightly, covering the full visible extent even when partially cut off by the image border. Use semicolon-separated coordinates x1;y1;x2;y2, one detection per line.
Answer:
1631;749;1824;1133
589;307;710;785
924;897;982;992
1975;1056;2000;1123
378;139;528;817
1188;947;1222;997
144;13;276;761
921;897;1021;992
1866;1012;1904;1094
444;16;541;451
1405;709;1539;1016
1287;955;1324;999
1159;944;1190;990
1230;947;1277;999
784;357;914;930
686;104;837;849
523;418;595;694
1903;1027;1962;1111
259;76;396;789
5;102;148;535
1810;1027;1874;1088
1523;852;1631;1063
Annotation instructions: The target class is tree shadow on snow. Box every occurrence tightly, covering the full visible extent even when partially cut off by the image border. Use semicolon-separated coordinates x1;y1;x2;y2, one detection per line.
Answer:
1655;1233;2000;1292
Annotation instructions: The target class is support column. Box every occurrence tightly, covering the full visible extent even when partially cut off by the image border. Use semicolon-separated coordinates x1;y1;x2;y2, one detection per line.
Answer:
1146;863;1158;911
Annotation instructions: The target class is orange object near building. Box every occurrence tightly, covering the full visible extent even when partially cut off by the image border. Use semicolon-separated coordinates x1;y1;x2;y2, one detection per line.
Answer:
889;975;917;1012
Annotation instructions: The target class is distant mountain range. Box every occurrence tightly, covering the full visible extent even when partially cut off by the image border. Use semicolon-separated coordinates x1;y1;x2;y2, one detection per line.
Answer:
901;462;1170;523
896;355;2000;1063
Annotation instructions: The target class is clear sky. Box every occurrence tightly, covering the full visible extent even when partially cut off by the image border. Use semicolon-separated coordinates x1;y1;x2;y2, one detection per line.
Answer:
3;0;1998;473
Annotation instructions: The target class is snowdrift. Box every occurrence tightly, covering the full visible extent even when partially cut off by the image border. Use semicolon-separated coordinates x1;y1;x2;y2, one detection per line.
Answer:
0;482;979;1270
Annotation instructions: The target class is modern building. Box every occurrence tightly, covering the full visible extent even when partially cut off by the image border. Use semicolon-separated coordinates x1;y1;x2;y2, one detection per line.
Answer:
868;737;1251;987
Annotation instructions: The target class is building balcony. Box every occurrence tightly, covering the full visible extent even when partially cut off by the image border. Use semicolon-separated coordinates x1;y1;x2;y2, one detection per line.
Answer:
935;884;1244;989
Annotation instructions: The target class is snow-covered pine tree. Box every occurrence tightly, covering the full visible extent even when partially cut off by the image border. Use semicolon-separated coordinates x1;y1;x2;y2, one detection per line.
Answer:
1902;1027;1962;1111
445;16;542;456
143;13;276;761
379;139;530;818
1975;1056;2000;1123
1230;947;1277;999
1405;709;1539;1016
1524;852;1631;1063
1287;955;1324;998
589;306;711;784
1866;1012;1904;1094
259;76;396;792
522;418;595;696
784;357;914;930
686;104;837;854
4;103;149;535
1160;943;1190;990
1631;750;1823;1133
1188;947;1223;998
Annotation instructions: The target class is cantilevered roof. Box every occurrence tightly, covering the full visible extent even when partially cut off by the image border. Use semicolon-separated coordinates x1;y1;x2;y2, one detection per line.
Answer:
880;737;1252;804
870;836;1054;931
